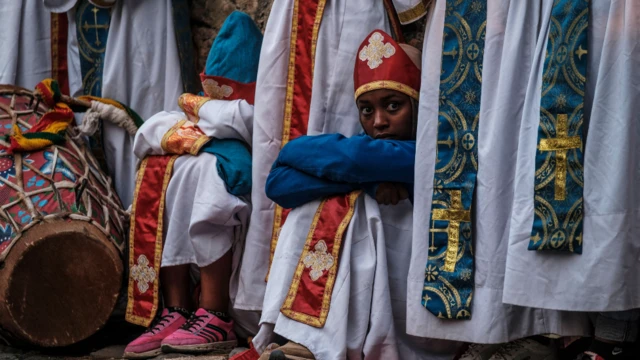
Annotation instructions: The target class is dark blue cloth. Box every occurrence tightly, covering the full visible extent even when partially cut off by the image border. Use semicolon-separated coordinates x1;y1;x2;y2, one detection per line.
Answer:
266;134;415;208
200;139;252;196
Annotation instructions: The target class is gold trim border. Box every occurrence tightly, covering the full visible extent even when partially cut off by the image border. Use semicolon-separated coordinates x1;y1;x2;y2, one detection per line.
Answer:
397;1;429;25
355;80;419;101
125;156;178;326
280;191;361;328
267;0;327;281
161;119;187;153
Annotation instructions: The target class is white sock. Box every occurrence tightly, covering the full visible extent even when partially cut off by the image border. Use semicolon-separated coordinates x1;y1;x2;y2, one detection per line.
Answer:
252;323;276;354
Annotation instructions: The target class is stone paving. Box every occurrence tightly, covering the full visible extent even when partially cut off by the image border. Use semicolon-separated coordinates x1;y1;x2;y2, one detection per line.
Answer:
0;319;245;360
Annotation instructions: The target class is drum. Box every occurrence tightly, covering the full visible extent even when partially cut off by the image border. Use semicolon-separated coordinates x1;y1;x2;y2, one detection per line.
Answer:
0;85;126;347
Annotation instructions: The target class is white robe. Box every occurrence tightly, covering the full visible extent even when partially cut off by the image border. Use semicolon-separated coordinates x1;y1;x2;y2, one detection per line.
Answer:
263;196;460;360
503;0;640;312
0;0;51;89
63;0;184;208
407;0;590;344
236;0;390;313
133;100;258;337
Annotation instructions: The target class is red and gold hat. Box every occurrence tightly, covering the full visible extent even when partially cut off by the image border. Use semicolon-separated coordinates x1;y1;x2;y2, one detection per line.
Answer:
353;30;421;101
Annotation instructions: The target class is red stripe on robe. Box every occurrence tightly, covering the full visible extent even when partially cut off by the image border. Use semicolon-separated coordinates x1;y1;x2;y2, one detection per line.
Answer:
280;191;360;327
125;156;177;326
50;13;70;95
267;0;328;281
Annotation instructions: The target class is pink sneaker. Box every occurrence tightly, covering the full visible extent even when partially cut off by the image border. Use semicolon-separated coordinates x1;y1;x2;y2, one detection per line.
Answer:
123;308;188;359
161;308;237;354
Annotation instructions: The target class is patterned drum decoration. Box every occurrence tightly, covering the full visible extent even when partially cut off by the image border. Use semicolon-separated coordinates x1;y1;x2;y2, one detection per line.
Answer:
0;85;125;347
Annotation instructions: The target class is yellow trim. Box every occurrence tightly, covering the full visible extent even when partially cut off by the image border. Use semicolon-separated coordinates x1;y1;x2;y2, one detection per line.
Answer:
189;135;211;155
125;156;178;326
177;94;210;124
268;0;327;281
355;80;419;101
161;119;187;153
397;1;429;25
125;158;148;326
280;191;361;327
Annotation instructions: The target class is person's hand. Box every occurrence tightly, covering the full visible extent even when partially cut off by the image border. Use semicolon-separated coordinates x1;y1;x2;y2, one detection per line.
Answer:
375;182;408;205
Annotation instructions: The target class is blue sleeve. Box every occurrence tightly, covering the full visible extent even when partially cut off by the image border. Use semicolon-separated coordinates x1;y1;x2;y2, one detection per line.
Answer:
265;163;359;209
276;134;416;184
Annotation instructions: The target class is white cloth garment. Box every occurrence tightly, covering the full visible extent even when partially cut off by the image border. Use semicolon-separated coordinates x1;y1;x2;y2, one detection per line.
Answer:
407;0;590;344
65;0;184;208
0;0;52;89
263;197;460;360
503;0;640;312
237;0;390;313
134;100;254;158
133;98;257;337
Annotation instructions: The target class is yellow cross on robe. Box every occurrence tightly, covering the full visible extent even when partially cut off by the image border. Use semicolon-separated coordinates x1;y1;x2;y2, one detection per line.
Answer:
431;190;471;272
538;114;582;201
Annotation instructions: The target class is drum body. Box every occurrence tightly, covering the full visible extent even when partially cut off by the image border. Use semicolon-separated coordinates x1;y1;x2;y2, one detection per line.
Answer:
0;86;125;347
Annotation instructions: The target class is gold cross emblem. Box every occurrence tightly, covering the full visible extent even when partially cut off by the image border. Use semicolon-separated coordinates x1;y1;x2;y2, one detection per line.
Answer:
538;114;582;201
303;240;335;281
431;190;471;272
130;255;157;294
358;32;396;69
82;7;110;46
202;79;234;100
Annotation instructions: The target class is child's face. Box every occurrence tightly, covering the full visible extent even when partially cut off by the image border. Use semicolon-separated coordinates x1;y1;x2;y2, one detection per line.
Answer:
356;89;414;140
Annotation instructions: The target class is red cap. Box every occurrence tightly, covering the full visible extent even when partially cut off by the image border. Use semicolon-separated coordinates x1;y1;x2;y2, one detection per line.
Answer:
353;30;421;101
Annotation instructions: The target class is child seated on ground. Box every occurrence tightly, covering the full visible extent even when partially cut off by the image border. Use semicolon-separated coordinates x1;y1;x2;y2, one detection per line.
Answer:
232;30;459;360
123;12;261;359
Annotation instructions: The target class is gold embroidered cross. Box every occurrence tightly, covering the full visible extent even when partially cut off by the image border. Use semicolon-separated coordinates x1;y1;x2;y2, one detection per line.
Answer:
303;240;335;281
130;255;156;294
358;32;396;69
538;114;581;201
431;190;471;272
202;79;234;100
82;7;110;46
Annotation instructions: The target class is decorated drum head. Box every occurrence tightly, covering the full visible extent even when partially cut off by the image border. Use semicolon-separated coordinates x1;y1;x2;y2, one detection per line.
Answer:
0;86;125;260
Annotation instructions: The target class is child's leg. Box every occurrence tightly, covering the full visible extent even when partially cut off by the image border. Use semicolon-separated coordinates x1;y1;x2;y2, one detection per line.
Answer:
161;264;193;309
161;250;238;354
199;250;232;313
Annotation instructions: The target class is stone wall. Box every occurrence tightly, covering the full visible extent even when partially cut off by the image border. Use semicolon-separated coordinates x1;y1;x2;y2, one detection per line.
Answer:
188;0;274;72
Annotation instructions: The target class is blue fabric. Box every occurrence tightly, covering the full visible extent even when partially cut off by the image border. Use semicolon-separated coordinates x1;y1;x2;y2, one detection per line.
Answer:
200;139;252;196
528;0;587;253
75;0;110;96
422;0;486;321
205;11;263;83
266;134;415;208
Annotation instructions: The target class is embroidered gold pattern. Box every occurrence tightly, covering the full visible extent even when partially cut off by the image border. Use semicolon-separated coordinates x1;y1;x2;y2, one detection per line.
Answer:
177;94;210;123
537;114;582;201
431;190;471;272
161;120;209;155
130;254;157;294
202;78;234;100
359;32;396;69
303;240;335;281
397;1;429;25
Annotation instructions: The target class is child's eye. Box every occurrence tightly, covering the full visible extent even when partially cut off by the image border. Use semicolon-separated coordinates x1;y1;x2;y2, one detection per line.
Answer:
361;107;373;115
387;102;399;111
